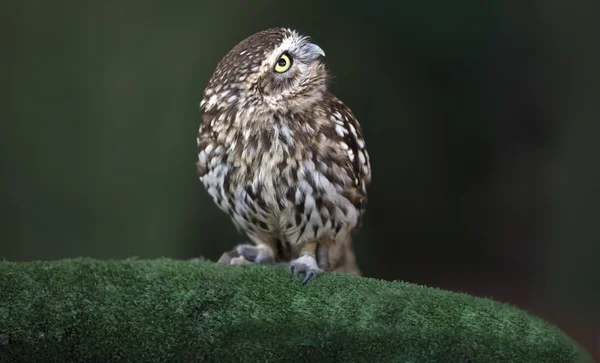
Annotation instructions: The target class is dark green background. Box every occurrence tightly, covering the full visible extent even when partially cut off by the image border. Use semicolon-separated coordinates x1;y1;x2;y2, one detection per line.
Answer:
1;0;598;357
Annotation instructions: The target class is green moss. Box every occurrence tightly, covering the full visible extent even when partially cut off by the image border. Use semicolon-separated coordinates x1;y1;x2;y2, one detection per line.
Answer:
0;258;593;362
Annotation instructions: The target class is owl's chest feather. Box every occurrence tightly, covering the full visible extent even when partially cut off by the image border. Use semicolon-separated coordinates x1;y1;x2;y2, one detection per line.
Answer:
199;116;359;245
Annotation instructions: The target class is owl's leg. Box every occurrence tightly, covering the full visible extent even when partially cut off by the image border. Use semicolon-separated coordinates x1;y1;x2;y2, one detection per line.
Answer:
320;231;362;276
316;243;331;270
289;241;325;285
217;243;276;265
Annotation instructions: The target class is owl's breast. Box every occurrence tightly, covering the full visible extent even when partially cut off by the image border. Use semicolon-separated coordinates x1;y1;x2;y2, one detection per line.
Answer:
199;113;362;246
228;134;359;244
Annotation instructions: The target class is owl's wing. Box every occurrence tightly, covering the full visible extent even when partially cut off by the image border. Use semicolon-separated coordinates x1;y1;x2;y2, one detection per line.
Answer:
328;96;371;187
196;119;247;236
196;100;224;179
196;121;214;178
326;95;372;227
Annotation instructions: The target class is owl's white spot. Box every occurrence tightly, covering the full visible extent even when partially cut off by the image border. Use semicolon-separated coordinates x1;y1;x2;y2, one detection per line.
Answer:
280;123;293;141
297;180;313;202
304;194;316;211
348;123;357;137
358;150;366;164
347;149;355;162
199;151;207;164
210;157;222;168
356;138;365;148
335;125;347;137
303;160;316;172
207;186;218;199
207;95;218;108
225;130;236;144
240;50;247;55
227;95;238;103
363;165;370;175
339;142;349;150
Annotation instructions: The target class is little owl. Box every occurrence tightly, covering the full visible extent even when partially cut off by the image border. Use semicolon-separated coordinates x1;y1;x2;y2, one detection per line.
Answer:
196;28;371;284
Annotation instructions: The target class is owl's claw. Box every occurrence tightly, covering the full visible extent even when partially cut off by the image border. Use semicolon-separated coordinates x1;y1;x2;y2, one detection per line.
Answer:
289;253;323;285
217;243;275;265
302;270;316;285
216;249;250;265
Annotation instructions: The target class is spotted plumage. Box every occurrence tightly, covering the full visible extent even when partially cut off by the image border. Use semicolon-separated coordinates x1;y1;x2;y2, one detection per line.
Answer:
197;28;371;283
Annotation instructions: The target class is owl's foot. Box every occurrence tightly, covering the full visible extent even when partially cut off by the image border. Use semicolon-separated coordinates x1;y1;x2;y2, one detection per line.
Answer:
217;243;275;265
289;253;324;285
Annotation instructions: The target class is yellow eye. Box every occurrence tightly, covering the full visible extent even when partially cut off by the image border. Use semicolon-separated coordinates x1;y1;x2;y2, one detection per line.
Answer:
274;53;292;73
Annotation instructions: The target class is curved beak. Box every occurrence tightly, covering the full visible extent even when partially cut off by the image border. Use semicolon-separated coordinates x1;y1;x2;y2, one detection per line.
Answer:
307;43;326;60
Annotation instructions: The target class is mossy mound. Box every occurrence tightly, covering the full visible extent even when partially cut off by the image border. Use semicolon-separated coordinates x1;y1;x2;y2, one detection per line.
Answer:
0;258;593;362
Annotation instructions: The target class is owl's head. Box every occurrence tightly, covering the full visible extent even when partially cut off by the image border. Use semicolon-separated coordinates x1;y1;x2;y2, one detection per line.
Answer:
201;28;328;117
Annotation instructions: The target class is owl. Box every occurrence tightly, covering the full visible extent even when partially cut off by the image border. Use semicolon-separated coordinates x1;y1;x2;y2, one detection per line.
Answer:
196;28;371;284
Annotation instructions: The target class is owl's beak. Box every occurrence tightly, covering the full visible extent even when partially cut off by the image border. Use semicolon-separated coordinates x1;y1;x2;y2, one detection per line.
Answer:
307;43;326;59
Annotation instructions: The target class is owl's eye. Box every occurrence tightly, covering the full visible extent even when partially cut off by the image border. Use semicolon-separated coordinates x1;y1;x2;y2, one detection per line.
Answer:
274;53;292;73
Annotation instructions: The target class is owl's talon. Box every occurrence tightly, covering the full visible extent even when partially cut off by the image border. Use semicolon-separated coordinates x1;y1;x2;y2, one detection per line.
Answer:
218;243;275;265
302;271;316;285
289;253;323;285
237;244;276;264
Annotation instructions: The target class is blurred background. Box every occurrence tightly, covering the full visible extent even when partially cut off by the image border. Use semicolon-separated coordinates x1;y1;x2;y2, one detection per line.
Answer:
1;0;598;358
